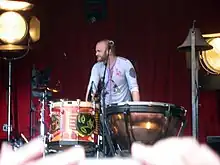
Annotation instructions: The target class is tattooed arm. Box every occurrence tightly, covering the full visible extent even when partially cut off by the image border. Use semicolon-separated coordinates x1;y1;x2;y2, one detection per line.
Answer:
125;60;140;101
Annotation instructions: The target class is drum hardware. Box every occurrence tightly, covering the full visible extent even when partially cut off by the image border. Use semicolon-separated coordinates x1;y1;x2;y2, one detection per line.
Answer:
11;138;24;151
176;108;187;137
88;78;116;157
39;90;46;137
9;133;29;151
177;118;187;136
98;90;116;156
123;107;132;151
99;115;116;157
93;101;118;156
91;96;101;158
31;66;58;139
38;87;53;157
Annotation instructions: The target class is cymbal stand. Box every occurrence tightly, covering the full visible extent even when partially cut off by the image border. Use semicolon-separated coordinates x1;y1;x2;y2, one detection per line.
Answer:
39;89;47;157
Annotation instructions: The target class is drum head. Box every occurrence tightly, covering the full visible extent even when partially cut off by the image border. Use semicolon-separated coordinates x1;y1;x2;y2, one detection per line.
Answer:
107;101;185;117
51;99;93;108
106;101;186;151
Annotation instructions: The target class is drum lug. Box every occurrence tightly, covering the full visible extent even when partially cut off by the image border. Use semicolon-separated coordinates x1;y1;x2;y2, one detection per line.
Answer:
164;106;171;117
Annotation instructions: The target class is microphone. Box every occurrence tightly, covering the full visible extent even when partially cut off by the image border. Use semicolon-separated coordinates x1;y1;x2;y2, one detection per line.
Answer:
108;40;114;49
87;81;94;101
108;40;115;46
108;40;114;46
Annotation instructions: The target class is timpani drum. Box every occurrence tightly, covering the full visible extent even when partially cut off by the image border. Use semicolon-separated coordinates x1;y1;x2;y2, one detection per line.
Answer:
106;101;187;152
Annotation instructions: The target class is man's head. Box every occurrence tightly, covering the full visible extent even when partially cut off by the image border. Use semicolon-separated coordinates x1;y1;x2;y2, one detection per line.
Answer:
95;39;115;62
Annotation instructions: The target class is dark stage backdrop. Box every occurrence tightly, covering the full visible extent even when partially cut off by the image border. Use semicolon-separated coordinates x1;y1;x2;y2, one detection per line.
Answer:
0;0;220;143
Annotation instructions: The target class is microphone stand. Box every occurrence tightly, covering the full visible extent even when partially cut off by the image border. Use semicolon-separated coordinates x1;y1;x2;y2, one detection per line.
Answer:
100;47;116;157
101;60;107;156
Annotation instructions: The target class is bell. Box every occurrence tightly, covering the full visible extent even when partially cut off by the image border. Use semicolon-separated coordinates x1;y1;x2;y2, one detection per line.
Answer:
177;28;213;52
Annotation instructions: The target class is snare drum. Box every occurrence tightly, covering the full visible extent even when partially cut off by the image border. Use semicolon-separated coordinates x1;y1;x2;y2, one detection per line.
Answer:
48;99;99;152
107;101;187;151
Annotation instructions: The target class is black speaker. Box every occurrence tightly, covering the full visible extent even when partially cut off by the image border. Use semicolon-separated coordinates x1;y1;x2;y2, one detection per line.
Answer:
85;0;107;23
207;136;220;155
199;73;220;90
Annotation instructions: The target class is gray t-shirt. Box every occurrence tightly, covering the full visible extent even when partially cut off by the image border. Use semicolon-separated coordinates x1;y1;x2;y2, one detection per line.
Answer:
87;56;139;106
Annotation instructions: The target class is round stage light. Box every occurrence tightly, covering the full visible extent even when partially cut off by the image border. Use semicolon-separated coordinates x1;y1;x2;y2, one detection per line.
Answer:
0;11;27;44
200;38;220;74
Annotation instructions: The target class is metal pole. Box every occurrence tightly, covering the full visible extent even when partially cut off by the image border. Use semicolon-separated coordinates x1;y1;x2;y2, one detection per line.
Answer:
191;29;199;139
7;60;12;141
40;92;45;137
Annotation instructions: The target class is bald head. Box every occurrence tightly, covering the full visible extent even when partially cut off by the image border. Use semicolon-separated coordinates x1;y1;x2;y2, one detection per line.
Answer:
95;39;116;62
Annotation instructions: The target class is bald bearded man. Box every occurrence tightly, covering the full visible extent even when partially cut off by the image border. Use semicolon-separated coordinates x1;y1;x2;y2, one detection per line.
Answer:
86;39;140;106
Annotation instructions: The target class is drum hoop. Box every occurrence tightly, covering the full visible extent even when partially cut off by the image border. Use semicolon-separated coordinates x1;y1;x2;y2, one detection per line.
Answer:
51;100;93;108
106;101;185;117
116;101;175;107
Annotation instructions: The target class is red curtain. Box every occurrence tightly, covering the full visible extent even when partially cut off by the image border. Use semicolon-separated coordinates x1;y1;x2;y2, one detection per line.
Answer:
0;0;219;143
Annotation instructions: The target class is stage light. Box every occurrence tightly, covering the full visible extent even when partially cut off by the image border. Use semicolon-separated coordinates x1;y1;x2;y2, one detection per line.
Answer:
0;0;33;11
200;34;220;74
0;11;27;44
0;1;40;51
0;0;39;142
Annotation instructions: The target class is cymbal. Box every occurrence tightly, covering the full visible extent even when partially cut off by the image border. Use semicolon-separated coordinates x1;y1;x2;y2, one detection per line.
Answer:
33;86;59;93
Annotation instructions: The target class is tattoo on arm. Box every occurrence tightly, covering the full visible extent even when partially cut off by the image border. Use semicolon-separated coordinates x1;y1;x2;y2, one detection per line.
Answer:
129;68;136;78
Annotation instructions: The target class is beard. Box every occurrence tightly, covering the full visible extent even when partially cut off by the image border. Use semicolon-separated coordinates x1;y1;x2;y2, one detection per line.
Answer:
96;56;104;62
97;52;108;62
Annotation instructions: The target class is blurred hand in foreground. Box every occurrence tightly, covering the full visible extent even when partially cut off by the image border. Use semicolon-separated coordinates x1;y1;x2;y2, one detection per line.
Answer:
132;137;220;165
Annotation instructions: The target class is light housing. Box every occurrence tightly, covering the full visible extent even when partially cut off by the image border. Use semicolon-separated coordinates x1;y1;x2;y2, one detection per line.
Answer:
0;11;27;44
0;0;33;11
0;1;40;51
200;33;220;74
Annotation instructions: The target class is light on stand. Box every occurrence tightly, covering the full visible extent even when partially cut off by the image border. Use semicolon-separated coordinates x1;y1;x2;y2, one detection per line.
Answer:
177;21;213;139
0;0;40;142
0;11;27;45
200;36;220;74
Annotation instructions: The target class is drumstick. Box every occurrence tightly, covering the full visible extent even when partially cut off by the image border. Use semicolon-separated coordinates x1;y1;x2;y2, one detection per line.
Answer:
21;133;29;143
